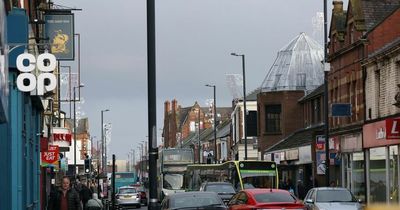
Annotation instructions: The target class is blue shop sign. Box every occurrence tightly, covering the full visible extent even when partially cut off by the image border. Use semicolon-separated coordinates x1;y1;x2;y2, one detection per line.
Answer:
7;8;28;69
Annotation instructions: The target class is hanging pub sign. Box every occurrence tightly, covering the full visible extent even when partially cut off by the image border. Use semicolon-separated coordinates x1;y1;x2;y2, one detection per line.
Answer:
44;12;74;60
41;145;59;168
16;52;57;95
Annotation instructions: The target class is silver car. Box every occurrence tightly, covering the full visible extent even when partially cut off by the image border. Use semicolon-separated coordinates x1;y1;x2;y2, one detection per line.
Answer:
116;186;141;209
304;187;363;210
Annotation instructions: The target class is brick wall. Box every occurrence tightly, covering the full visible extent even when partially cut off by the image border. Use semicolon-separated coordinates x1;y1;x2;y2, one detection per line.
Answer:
364;8;400;120
257;91;305;154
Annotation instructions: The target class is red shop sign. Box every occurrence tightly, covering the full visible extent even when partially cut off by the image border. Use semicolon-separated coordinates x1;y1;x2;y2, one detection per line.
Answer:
41;145;59;167
386;118;400;139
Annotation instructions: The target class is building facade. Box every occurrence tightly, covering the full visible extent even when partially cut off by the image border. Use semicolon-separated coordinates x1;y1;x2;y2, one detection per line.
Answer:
257;32;324;156
362;6;400;204
328;0;400;203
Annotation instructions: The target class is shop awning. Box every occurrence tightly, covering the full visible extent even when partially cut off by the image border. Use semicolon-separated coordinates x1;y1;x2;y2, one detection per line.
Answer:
265;124;323;153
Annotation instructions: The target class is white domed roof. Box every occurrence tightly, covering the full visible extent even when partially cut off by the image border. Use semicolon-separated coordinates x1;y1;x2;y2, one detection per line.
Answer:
261;32;324;92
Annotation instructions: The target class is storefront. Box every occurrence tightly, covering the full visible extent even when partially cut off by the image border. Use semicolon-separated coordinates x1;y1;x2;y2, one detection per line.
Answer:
363;118;400;204
265;145;313;194
337;133;365;201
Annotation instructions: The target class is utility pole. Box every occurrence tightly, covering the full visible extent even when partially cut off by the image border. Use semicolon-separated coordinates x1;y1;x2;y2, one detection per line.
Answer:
323;0;330;187
197;108;201;164
147;0;160;208
101;109;109;175
112;154;116;210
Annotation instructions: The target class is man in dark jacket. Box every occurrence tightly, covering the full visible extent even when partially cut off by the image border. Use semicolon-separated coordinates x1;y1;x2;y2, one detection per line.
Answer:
79;181;92;209
48;176;82;210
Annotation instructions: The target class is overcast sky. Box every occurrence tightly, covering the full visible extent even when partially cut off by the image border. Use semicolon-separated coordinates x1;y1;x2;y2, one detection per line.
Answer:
55;0;348;161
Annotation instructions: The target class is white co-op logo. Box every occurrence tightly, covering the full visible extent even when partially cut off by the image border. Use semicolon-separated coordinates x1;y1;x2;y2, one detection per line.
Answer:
16;52;57;95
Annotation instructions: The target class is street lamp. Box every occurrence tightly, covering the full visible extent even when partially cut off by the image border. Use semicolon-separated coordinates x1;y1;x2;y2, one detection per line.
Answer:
101;109;110;175
73;84;84;175
205;84;217;164
231;52;248;160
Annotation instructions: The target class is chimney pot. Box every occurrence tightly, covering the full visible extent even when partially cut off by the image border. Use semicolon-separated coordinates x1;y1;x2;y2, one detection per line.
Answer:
332;0;343;13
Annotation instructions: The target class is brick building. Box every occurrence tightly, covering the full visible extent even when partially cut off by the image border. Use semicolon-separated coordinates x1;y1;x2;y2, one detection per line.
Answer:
162;99;231;150
362;5;400;204
257;32;324;156
328;0;399;201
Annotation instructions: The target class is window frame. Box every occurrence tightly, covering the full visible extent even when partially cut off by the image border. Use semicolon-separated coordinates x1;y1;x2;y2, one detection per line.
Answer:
265;104;282;133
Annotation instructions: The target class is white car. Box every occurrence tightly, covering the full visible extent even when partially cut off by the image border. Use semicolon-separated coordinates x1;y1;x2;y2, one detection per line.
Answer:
116;186;141;209
304;187;363;210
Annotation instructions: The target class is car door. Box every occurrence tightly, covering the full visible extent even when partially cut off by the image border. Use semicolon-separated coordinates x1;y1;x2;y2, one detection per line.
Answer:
229;192;249;210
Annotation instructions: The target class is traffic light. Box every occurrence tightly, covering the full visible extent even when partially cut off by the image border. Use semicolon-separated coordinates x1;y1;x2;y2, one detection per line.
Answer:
84;158;90;174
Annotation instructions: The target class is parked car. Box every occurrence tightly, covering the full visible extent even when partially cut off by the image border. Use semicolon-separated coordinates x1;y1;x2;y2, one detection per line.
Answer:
227;189;305;210
304;187;363;210
161;191;227;210
130;184;148;206
115;186;141;209
199;182;236;204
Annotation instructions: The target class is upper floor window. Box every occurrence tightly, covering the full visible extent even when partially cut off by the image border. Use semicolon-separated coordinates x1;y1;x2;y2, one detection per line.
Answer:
265;105;281;133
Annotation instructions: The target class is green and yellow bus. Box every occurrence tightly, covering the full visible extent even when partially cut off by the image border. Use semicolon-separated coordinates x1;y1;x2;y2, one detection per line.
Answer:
186;160;279;191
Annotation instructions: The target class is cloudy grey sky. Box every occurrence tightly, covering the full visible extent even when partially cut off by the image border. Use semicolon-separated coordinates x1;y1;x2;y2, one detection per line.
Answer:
56;0;348;161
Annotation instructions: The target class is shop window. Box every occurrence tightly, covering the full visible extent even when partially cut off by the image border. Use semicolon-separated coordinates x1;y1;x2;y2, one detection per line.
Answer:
369;147;387;203
352;152;365;201
389;146;399;203
265;105;281;133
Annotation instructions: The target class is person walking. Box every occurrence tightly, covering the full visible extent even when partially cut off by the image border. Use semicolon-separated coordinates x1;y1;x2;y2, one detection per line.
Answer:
85;193;103;210
79;181;93;210
48;176;82;210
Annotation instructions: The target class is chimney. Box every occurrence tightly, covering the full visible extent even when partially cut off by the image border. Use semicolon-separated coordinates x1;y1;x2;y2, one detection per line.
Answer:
172;99;178;113
164;101;170;116
332;0;343;13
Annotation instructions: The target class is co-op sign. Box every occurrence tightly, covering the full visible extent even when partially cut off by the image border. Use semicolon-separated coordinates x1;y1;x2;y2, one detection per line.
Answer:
16;52;57;95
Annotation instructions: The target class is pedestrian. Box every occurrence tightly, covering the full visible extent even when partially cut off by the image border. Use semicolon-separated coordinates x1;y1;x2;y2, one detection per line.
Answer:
85;193;103;210
79;180;93;209
329;180;336;187
48;176;82;210
296;180;306;200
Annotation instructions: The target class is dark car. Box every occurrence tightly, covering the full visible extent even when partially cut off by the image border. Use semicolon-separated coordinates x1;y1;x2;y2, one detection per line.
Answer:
130;184;148;206
228;189;305;210
199;182;236;204
161;191;227;210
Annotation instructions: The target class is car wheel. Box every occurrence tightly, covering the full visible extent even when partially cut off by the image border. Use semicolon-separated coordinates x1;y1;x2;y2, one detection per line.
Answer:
136;204;141;208
144;201;148;206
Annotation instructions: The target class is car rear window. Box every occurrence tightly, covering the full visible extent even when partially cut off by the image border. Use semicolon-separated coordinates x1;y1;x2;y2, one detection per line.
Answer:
316;190;355;202
254;192;296;203
171;194;223;208
119;188;137;194
206;184;235;194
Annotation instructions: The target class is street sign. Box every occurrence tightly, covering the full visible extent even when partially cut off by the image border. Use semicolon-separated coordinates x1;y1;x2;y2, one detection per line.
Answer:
386;118;400;139
331;103;351;117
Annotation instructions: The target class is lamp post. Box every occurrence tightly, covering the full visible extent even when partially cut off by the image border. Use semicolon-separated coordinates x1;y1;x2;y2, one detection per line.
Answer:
231;53;248;160
73;84;84;175
205;84;217;164
101;109;110;175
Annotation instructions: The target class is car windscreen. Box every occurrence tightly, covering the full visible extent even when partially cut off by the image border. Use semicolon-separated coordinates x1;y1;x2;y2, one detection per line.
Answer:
206;184;235;194
119;188;137;194
171;194;223;208
316;190;355;202
253;192;296;203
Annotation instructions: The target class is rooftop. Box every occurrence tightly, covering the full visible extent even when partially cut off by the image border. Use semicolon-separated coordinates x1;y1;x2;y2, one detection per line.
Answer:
260;33;324;93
